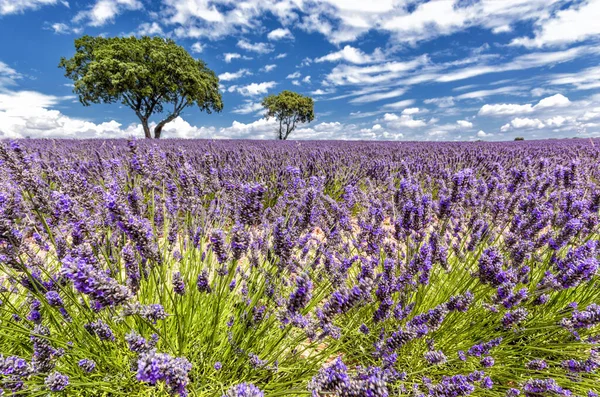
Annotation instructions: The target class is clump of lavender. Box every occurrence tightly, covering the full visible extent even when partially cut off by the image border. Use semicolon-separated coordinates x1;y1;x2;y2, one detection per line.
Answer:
172;271;186;295
84;320;115;341
125;331;157;354
78;359;96;373
223;383;264;397
61;255;131;309
45;371;69;391
136;350;192;397
210;230;229;264
197;270;212;293
425;350;448;365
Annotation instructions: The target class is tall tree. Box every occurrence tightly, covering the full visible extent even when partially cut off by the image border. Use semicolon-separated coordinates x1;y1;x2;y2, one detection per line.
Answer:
262;91;314;140
59;35;223;139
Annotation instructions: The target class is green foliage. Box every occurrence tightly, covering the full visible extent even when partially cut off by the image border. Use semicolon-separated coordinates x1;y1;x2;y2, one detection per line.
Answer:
514;137;525;141
59;35;223;139
262;91;314;140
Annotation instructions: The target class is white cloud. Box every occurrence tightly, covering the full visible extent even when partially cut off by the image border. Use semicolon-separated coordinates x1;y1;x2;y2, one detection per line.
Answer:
315;46;385;64
134;22;164;36
302;75;311;83
382;99;416;109
74;0;142;27
401;107;420;115
549;66;600;91
349;88;406;104
457;120;473;128
232;81;277;96
479;94;571;116
311;88;336;96
535;93;570;109
500;117;545;132
0;0;66;15
237;39;274;54
480;103;534;116
261;64;277;72
546;116;568;127
456;86;525;100
424;97;455;108
0;61;22;87
286;72;301;79
224;53;241;63
382;113;427;129
324;55;428;86
47;22;83;35
510;1;600;48
231;101;264;115
477;130;492;137
0;90;127;139
275;53;288;59
191;42;204;53
436;45;600;83
218;69;252;81
267;28;293;40
531;87;555;97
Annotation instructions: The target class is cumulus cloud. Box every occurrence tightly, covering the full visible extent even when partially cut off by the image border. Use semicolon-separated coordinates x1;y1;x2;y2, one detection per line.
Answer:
500;117;545;132
0;90;127;139
314;46;385;64
133;22;164;36
229;81;277;96
191;42;204;53
479;94;570;116
382;113;427;129
47;22;83;35
237;39;274;54
479;103;534;116
267;28;293;40
231;101;264;115
260;64;277;72
218;69;252;82
74;0;142;27
457;120;473;128
402;108;420;115
224;53;242;63
0;0;67;15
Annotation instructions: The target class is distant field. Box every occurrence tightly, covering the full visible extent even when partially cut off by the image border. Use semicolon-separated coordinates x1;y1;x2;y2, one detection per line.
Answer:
0;139;599;396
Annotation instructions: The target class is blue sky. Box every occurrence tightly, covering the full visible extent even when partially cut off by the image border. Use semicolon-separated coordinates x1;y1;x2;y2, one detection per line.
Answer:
1;0;600;140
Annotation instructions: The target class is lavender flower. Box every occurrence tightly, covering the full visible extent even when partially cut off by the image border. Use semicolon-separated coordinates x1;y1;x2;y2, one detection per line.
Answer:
136;350;192;397
223;383;265;397
173;271;186;295
78;359;96;372
45;371;69;391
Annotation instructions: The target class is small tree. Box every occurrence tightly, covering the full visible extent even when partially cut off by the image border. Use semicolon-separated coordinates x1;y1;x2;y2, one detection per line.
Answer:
262;90;314;140
514;137;525;141
59;35;223;139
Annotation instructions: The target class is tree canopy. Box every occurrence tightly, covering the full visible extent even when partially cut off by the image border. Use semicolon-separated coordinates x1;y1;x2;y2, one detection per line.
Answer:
262;90;314;140
59;35;223;139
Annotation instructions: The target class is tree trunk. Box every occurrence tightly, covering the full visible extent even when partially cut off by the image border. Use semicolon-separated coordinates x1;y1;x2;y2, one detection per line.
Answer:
141;119;152;139
154;124;164;139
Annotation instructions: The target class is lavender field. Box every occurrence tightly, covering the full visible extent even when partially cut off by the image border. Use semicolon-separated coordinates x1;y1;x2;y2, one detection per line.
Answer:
0;139;599;397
